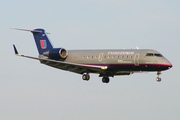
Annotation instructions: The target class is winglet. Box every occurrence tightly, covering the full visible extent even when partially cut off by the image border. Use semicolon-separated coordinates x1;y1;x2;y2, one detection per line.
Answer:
13;44;19;55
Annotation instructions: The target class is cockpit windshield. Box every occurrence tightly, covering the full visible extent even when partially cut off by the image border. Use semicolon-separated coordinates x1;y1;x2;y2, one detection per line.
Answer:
146;53;154;56
146;53;163;57
154;54;163;57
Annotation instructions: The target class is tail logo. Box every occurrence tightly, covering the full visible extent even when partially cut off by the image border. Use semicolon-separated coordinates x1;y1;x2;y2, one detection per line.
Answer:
40;40;47;49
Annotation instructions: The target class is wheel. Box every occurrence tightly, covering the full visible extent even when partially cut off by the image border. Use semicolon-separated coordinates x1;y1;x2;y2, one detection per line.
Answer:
102;77;106;83
82;75;87;80
102;77;110;83
86;75;90;80
105;77;110;83
82;75;86;80
82;74;90;81
156;77;161;82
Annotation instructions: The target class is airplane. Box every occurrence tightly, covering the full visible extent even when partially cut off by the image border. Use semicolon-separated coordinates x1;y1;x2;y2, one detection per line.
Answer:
13;28;173;83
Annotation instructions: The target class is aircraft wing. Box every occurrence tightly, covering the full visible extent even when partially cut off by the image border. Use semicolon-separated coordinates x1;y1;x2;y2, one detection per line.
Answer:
13;45;108;74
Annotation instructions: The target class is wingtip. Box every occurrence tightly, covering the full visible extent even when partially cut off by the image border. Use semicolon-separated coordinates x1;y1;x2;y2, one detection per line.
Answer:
13;44;19;55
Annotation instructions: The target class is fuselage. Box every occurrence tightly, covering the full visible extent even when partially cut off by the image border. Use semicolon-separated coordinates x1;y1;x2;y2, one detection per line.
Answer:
13;28;173;83
64;49;172;73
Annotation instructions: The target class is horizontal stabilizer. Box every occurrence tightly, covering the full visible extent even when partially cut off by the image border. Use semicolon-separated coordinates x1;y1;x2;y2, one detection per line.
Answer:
11;28;50;34
11;28;42;33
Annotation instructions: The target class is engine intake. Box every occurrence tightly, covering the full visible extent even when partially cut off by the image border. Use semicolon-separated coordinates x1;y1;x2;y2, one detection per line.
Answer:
43;48;68;60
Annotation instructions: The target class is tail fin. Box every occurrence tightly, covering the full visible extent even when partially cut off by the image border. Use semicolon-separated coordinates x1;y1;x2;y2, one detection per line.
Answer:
32;29;53;55
12;28;53;55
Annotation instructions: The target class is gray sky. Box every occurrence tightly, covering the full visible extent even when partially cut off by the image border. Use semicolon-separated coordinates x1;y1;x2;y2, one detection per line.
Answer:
1;0;179;120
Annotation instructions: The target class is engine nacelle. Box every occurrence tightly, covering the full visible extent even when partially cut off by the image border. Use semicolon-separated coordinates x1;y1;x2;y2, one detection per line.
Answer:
43;48;68;60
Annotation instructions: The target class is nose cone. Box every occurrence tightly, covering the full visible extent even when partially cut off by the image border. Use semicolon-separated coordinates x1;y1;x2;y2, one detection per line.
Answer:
164;59;173;70
168;63;173;69
167;63;173;69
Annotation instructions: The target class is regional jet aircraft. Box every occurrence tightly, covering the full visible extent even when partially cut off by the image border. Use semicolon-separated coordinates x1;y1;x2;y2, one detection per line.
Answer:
13;28;172;83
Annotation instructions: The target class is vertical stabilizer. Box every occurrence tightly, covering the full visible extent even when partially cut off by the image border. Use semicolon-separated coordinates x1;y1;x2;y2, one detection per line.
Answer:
32;29;53;55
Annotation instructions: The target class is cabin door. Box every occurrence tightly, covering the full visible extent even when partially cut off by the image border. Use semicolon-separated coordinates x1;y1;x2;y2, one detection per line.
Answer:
98;53;104;62
134;53;140;66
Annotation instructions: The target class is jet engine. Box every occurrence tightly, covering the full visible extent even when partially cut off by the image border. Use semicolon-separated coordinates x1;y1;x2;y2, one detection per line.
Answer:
43;48;68;60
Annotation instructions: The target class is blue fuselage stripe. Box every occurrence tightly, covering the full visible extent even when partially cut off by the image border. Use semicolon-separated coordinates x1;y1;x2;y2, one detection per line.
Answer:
80;63;172;71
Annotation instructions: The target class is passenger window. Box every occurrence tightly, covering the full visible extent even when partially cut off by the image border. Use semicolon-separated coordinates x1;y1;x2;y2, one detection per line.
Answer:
146;53;154;56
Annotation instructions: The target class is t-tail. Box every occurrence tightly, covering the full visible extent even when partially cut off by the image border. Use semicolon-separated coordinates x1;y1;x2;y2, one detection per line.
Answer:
12;28;53;55
32;29;53;55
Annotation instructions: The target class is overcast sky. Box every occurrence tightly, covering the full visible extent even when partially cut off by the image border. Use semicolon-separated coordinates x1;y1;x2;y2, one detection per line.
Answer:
1;0;180;120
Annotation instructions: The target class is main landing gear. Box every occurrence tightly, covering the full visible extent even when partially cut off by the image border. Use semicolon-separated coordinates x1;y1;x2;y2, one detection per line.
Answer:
102;76;110;83
82;73;110;83
82;73;90;81
156;71;161;82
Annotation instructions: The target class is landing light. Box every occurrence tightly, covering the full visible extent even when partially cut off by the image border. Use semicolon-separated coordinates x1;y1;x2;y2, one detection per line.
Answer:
101;66;108;70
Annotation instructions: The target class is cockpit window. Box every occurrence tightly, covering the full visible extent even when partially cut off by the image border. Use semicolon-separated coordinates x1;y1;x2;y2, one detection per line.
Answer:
146;53;154;56
146;53;163;57
154;54;162;57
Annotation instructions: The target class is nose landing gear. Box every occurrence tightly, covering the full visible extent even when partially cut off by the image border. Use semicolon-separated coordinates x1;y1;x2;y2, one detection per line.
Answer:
156;71;161;82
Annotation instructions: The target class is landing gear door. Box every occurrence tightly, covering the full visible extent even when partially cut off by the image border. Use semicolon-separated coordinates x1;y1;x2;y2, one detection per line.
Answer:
134;53;140;66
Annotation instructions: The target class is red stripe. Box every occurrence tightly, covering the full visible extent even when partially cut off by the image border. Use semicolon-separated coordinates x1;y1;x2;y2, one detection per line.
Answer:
40;40;45;49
